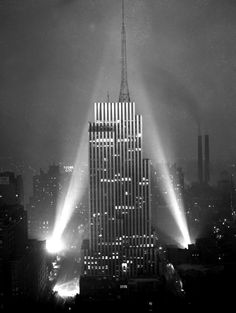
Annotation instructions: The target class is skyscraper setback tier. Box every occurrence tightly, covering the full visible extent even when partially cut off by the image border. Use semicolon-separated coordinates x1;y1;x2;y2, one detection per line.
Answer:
82;102;158;279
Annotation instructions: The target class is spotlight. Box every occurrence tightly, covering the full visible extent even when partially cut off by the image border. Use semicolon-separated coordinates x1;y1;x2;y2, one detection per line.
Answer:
133;82;191;248
50;125;89;251
160;163;191;248
53;279;80;298
46;237;64;254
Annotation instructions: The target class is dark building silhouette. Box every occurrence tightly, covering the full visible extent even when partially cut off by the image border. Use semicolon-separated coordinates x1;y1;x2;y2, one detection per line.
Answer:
23;240;48;299
0;238;47;307
0;177;48;309
0;172;24;206
198;135;203;184
27;165;60;240
0;205;27;259
204;134;210;184
197;134;210;185
217;170;235;219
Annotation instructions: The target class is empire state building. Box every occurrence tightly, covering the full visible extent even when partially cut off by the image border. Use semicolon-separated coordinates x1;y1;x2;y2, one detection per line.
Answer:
82;0;158;281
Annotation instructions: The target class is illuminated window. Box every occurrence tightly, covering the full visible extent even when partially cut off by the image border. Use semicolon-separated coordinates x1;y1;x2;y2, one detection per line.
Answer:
122;262;128;272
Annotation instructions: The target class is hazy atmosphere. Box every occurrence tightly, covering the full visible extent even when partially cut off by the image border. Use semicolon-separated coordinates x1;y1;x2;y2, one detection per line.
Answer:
1;1;236;311
1;0;236;169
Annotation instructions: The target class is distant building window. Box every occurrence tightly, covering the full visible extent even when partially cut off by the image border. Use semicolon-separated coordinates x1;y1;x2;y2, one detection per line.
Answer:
122;262;128;272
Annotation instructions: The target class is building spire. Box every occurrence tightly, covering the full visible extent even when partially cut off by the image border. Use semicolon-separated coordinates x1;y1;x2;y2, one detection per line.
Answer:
119;0;130;103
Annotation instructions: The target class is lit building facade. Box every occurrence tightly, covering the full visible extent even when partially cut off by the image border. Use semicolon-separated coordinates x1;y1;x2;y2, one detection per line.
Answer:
81;0;159;282
82;102;158;278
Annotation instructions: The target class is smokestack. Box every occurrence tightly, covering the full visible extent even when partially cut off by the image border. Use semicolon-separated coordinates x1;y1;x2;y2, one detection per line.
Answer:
198;134;203;184
204;134;210;184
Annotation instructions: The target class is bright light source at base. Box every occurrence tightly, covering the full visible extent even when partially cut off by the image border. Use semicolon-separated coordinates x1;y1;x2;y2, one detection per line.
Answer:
134;83;192;249
46;237;64;254
53;279;80;298
49;125;89;254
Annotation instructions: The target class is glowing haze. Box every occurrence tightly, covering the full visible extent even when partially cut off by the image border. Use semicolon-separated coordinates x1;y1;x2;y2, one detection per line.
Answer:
1;0;236;176
46;125;88;254
155;161;191;248
45;43;110;254
133;75;191;248
53;279;80;298
46;0;192;252
146;120;191;248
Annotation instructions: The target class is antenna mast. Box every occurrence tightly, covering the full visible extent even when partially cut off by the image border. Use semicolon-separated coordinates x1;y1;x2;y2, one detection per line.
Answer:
118;0;130;103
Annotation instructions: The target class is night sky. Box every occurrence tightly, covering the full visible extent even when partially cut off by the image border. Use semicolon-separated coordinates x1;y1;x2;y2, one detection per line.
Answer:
1;0;236;169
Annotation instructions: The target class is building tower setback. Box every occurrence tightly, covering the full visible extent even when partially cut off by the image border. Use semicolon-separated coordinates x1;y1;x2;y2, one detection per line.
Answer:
82;1;157;280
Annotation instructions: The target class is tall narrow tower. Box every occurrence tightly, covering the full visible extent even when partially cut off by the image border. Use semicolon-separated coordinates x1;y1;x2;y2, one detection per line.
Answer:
81;1;158;284
198;134;203;184
119;0;130;103
204;134;210;184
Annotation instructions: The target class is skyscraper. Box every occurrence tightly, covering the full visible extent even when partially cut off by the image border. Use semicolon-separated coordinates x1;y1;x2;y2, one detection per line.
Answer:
81;1;158;283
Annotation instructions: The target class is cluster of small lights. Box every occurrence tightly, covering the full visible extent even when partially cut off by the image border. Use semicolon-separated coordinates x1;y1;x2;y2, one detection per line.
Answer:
63;166;74;173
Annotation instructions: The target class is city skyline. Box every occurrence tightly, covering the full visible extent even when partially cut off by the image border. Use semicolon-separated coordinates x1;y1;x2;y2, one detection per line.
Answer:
1;1;236;310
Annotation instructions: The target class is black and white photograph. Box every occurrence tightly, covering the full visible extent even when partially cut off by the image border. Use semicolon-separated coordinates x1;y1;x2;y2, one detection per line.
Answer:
0;0;236;312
